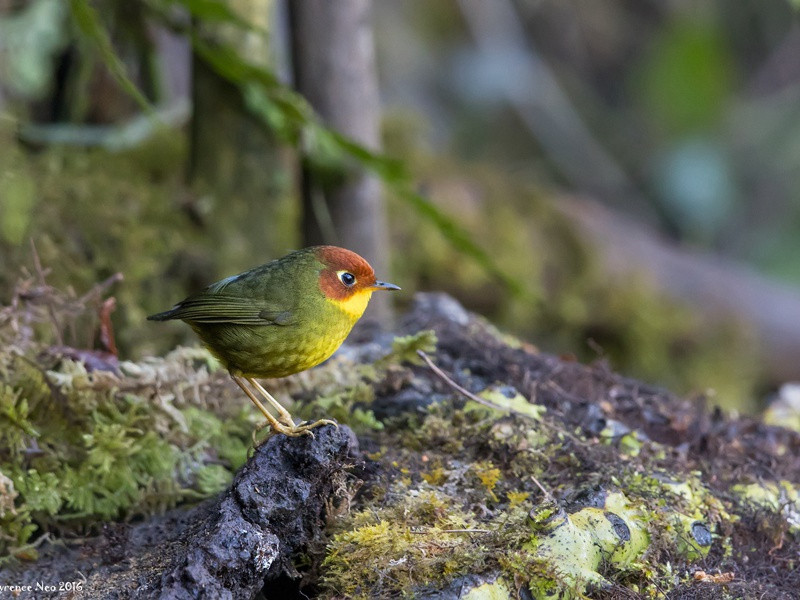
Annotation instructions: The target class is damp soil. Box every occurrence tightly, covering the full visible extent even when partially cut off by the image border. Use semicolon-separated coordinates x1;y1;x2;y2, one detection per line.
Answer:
3;293;800;599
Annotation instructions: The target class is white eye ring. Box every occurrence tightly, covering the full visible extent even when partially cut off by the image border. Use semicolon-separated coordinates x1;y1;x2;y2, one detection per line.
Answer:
338;271;356;287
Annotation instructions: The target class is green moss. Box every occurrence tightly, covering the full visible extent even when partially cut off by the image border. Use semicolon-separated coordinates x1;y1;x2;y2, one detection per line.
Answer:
0;308;255;560
374;330;438;369
316;368;737;599
183;406;250;470
322;491;506;599
301;383;383;435
0;470;37;562
192;464;234;496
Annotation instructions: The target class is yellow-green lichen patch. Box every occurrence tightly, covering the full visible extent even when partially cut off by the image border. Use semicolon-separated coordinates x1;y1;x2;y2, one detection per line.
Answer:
467;385;547;421
731;480;800;532
471;461;503;503
525;491;650;598
521;484;714;598
461;576;515;600
648;475;730;561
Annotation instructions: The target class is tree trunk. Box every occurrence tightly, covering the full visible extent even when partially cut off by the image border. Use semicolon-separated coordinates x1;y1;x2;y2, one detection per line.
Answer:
289;0;391;321
189;0;297;273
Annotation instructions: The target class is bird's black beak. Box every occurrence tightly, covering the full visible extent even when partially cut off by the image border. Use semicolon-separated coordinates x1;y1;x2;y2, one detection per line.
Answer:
372;281;401;291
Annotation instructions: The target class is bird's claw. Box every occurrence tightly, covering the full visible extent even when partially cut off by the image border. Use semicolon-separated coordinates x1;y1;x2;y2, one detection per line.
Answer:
251;417;338;447
296;419;338;429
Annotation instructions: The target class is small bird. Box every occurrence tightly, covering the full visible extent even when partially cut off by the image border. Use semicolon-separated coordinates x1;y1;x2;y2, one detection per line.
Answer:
148;246;400;439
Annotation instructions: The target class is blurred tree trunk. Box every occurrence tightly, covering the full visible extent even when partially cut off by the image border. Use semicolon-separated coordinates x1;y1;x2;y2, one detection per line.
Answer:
189;0;296;272
289;0;391;321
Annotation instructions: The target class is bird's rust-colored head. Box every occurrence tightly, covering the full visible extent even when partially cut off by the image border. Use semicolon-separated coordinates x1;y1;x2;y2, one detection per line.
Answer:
314;246;400;318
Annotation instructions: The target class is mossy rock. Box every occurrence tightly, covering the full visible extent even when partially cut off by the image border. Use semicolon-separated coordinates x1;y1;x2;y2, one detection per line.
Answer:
2;293;799;599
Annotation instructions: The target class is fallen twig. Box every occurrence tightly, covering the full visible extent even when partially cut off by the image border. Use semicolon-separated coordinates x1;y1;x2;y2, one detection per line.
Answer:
416;350;514;413
409;528;491;535
416;350;588;451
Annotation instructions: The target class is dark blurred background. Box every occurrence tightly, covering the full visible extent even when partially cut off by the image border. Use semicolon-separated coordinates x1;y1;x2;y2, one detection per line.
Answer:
1;0;799;412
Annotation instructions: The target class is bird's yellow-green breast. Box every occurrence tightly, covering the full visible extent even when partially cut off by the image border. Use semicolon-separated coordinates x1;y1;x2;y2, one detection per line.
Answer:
148;246;400;378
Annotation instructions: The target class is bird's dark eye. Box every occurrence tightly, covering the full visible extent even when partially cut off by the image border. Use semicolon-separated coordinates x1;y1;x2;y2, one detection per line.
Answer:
339;271;356;286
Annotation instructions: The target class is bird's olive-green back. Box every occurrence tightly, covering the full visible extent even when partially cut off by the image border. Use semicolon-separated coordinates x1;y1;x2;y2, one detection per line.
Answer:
156;247;324;325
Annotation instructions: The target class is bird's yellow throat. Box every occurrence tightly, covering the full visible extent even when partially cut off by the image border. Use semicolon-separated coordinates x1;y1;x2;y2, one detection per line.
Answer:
327;288;373;320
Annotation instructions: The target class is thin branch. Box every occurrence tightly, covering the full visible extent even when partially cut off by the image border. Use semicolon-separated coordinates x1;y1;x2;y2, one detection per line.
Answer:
409;528;491;534
416;353;559;506
530;474;555;503
416;351;588;450
29;239;63;346
77;272;124;305
416;350;514;413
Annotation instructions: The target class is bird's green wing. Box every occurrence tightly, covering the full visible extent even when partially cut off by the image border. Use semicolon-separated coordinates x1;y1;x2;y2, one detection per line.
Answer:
148;293;295;325
148;254;315;326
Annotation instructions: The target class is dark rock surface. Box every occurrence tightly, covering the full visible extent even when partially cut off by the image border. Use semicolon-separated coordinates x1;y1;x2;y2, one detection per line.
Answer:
1;425;358;599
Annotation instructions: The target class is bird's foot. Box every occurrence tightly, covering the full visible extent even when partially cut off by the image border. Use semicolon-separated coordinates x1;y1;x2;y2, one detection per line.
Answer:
251;417;338;447
294;418;339;432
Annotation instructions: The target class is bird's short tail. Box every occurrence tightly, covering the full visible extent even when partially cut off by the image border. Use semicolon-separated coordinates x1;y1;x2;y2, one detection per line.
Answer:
147;307;179;321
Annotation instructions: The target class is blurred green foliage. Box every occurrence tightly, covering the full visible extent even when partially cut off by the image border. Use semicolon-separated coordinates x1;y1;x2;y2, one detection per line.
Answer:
0;120;198;356
69;0;153;113
0;0;776;412
381;129;759;410
633;22;735;137
0;168;35;247
378;0;800;277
